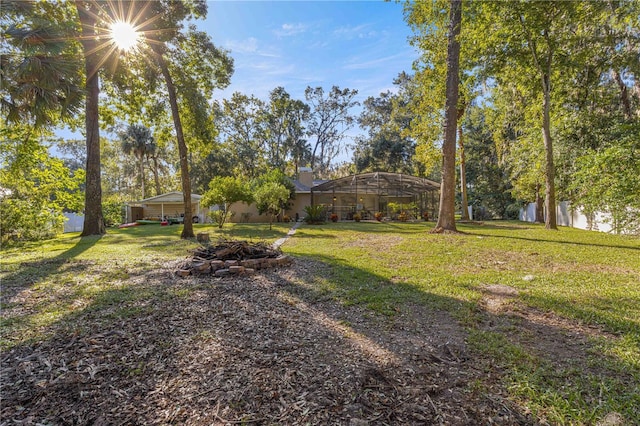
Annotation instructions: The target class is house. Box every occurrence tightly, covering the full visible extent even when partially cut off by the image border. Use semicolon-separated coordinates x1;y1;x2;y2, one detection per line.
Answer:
125;192;205;223
225;168;440;223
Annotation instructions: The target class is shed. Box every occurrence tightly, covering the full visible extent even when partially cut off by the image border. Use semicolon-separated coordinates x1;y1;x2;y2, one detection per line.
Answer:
125;192;204;223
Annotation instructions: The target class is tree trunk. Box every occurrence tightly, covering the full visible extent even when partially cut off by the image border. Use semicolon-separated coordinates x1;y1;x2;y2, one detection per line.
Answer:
535;183;544;223
611;70;633;120
541;73;557;230
458;124;469;221
432;0;461;234
76;1;105;237
138;155;146;199
152;154;161;196
152;48;194;238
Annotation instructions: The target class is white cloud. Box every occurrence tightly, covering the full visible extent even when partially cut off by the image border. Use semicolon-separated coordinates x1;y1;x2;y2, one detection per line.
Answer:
225;37;258;53
333;24;377;40
225;37;281;58
343;52;409;71
275;22;308;37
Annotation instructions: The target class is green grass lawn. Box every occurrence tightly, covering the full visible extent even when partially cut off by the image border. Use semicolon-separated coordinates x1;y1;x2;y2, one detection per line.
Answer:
284;220;640;424
2;220;639;424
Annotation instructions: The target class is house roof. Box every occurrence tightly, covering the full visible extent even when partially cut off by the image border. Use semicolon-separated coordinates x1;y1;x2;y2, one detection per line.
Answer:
292;179;329;193
134;191;202;204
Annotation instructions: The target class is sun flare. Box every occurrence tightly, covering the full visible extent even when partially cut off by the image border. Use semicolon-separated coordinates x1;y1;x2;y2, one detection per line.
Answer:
110;21;139;51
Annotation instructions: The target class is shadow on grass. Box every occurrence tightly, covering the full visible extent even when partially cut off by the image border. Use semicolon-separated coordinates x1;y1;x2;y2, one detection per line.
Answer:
470;231;640;251
2;246;638;424
1;235;102;303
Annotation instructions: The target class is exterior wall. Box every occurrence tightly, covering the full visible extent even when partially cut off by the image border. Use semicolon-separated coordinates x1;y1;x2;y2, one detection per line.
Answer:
224;194;313;223
287;194;312;221
225;202;266;223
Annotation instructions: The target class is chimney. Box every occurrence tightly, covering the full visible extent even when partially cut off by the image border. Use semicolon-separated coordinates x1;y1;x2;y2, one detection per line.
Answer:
298;167;314;188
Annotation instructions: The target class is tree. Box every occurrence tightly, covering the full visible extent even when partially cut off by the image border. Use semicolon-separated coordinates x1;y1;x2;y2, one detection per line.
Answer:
253;182;291;230
135;1;232;239
305;86;359;176
462;106;516;219
119;124;155;199
201;176;253;228
354;90;415;174
2;0;105;235
0;125;84;243
74;0;108;236
467;1;610;230
262;87;309;173
1;1;84;127
570;134;640;234
218;93;268;179
432;0;461;233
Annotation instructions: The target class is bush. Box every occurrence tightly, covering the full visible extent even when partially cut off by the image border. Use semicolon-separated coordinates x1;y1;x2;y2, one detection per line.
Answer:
0;198;62;244
304;205;326;224
102;197;125;226
209;210;235;228
504;203;522;220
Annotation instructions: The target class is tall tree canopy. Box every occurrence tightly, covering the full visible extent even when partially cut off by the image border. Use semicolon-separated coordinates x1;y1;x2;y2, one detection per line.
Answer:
305;86;359;177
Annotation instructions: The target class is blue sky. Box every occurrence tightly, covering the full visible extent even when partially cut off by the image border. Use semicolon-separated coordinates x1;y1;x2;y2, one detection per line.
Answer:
201;1;418;107
59;1;418;160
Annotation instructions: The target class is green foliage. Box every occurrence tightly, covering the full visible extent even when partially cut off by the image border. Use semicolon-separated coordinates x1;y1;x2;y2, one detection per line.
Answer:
0;126;84;244
253;181;290;229
102;195;126;227
462;106;516;218
571;136;640;234
208;210;235;229
354;80;416;174
305;85;359;176
303;205;326;224
119;124;156;199
1;1;84;128
201;176;252;229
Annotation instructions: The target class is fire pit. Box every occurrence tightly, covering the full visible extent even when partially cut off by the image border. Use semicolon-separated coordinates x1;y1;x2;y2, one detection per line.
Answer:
176;239;293;277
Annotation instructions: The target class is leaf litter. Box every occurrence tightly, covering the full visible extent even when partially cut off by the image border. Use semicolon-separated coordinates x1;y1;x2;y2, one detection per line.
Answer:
1;259;543;425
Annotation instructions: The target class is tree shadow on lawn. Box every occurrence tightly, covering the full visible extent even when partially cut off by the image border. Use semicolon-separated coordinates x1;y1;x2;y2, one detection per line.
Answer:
1;254;637;425
471;231;640;252
1;235;102;307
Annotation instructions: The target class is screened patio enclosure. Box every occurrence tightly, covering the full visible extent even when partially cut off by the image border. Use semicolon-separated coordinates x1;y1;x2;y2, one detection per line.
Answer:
310;172;440;221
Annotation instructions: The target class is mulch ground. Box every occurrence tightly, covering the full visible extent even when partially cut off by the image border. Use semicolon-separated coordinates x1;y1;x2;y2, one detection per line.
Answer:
1;256;541;425
12;235;634;426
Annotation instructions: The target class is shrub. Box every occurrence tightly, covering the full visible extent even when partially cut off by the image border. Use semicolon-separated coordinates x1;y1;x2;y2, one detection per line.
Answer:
304;205;326;224
504;203;522;220
102;196;125;226
209;210;235;228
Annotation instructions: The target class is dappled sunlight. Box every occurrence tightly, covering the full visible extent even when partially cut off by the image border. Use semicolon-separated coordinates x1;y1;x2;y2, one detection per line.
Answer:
275;290;401;365
2;222;639;423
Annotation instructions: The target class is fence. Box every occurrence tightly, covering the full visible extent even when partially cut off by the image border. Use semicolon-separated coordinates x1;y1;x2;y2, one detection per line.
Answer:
519;201;614;233
63;212;84;233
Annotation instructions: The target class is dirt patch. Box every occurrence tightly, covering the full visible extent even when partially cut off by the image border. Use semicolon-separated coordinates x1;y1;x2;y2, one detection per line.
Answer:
342;234;404;251
2;261;533;425
480;284;520;314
